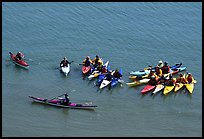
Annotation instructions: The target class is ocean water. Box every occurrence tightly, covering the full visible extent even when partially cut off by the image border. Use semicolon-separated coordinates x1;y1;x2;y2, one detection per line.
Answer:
2;2;202;137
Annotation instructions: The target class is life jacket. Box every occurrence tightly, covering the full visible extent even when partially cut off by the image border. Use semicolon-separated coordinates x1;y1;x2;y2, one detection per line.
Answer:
83;59;91;67
186;75;193;83
162;66;170;74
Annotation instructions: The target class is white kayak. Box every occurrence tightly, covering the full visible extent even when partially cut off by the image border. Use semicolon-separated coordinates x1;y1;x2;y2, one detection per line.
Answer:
152;84;164;95
61;64;70;76
99;79;111;89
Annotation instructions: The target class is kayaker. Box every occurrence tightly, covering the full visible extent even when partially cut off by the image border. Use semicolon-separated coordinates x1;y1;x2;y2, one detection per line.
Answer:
161;61;170;74
92;55;103;68
147;70;157;79
112;69;122;79
155;66;162;77
158;60;164;68
157;74;167;84
165;74;175;86
105;71;113;81
176;73;187;84
101;65;107;73
15;52;24;61
96;63;103;72
185;73;193;83
60;57;70;67
148;76;158;86
82;56;92;67
63;93;70;105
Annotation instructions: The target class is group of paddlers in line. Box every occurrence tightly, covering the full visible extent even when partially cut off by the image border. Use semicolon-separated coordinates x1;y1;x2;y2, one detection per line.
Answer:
138;60;194;87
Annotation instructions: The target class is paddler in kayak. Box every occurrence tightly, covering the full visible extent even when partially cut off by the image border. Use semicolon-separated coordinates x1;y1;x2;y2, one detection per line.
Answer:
15;51;24;61
112;69;122;79
176;73;187;84
155;66;162;77
92;55;103;69
161;61;170;74
147;70;157;79
165;74;175;86
82;56;92;67
158;60;164;68
60;57;70;67
185;73;193;83
60;93;70;105
157;74;167;84
148;76;158;86
105;71;113;81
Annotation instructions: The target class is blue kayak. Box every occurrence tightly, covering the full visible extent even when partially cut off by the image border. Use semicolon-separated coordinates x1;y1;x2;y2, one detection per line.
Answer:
111;69;123;87
130;63;182;76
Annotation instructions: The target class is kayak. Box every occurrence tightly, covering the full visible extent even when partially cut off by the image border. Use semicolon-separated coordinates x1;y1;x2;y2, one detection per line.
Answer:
164;67;186;78
110;69;123;87
61;64;70;76
174;83;184;92
99;79;111;89
97;74;106;85
129;74;148;80
82;66;91;74
130;69;150;76
185;83;194;94
29;96;97;110
185;75;196;94
88;61;109;80
152;84;164;95
88;70;100;80
130;63;182;76
126;78;150;87
141;85;156;94
163;85;175;95
9;52;29;69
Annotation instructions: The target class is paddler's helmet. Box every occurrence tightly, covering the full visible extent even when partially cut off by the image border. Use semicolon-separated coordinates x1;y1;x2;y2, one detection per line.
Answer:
17;51;21;54
158;60;163;64
188;73;192;75
64;57;67;60
86;56;90;59
96;55;99;58
164;61;168;66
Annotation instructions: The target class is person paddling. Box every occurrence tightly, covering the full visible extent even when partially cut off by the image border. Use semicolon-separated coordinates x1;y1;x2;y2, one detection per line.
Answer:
61;93;70;105
82;56;92;67
161;61;170;74
15;52;24;61
60;57;70;67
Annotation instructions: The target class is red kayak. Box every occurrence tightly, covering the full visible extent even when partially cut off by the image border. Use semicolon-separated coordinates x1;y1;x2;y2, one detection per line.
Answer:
9;52;29;69
82;65;91;74
141;84;156;94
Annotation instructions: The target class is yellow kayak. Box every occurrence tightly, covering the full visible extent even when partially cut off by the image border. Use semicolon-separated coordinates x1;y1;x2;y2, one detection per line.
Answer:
185;75;197;94
174;83;184;92
126;78;150;87
174;74;185;92
185;83;194;94
128;74;148;80
163;85;175;95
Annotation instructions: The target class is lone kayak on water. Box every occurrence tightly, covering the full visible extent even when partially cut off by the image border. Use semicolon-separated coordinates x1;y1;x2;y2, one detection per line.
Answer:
9;51;29;69
29;93;97;110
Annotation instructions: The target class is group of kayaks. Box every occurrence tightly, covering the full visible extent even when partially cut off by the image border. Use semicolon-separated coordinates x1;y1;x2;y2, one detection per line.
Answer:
9;52;197;109
82;59;124;89
127;62;197;95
